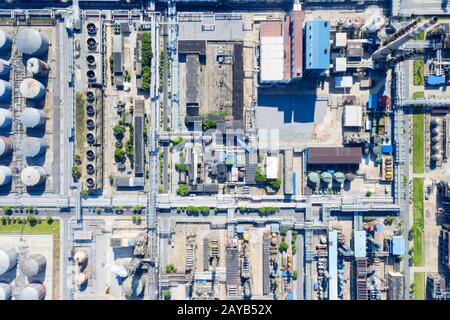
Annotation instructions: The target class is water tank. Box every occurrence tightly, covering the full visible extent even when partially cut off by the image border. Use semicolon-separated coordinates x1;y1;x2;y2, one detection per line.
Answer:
0;282;12;300
18;283;46;300
21;137;47;158
320;172;333;184
16;28;49;57
0;136;13;157
20;78;46;100
0;59;11;77
432;145;441;152
20;166;47;187
20;108;47;128
26;58;50;77
0;108;12;129
333;172;346;184
0;246;17;275
432;128;440;135
74;250;88;265
432;154;442;161
431;118;441;126
432;136;441;143
0;79;12;102
307;172;319;184
20;253;46;277
345;173;356;182
75;272;88;287
0;166;12;186
0;30;12;53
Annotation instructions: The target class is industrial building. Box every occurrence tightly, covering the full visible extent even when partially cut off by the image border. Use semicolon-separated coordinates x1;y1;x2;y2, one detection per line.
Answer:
306;147;362;170
387;272;405;300
304;20;330;72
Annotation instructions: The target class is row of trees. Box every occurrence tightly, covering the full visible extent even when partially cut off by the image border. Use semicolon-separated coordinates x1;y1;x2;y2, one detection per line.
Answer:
1;214;54;226
141;32;153;91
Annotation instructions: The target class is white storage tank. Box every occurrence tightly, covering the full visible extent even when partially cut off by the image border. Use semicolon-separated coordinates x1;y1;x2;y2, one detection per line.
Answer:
0;282;12;300
21;137;47;158
20;108;47;128
0;108;12;129
75;272;88;287
26;58;50;77
0;30;12;53
0;246;17;275
20;78;46;100
0;136;13;157
18;283;46;300
16;28;49;57
0;166;12;186
0;59;11;77
20;166;47;187
0;79;12;102
74;250;88;265
20;253;46;277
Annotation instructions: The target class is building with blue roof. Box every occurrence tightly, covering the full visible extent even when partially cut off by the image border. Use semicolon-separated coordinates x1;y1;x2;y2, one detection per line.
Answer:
236;225;245;234
391;237;405;256
382;145;393;154
305;20;330;71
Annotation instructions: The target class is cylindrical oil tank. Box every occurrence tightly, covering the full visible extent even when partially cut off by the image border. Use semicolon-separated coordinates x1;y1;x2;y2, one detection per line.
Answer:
333;172;346;184
432;154;442;161
432;136;441;143
16;28;48;57
0;109;12;129
307;172;319;184
0;79;12;102
20;166;47;187
75;272;88;287
20;253;46;277
432;145;441;152
21;137;47;158
0;282;12;300
0;59;11;77
74;250;88;265
26;58;50;77
431;118;441;126
18;283;46;300
345;173;356;182
20;78;46;100
0;30;12;53
20;108;47;128
0;136;13;157
0;166;12;186
0;246;17;275
321;172;333;184
432;128;440;135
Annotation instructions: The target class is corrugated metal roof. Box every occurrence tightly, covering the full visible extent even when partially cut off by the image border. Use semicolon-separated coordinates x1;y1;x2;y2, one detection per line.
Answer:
260;36;284;81
307;147;362;165
344;105;362;127
291;10;304;79
305;20;330;70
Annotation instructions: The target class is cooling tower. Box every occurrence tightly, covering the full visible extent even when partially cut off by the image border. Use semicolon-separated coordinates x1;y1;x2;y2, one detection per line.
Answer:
16;28;49;57
20;166;47;187
20;108;47;128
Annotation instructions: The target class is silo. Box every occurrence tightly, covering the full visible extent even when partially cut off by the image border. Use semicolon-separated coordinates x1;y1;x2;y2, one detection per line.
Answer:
20;108;47;128
123;275;146;298
0;166;12;186
0;59;11;77
432;154;442;161
75;272;88;287
18;283;46;300
0;246;17;275
0;30;12;53
26;58;50;77
20;253;46;277
431;118;441;126
20;166;47;187
321;172;333;185
0;282;12;300
20;78;46;100
21;137;47;158
432;128;440;135
16;28;49;57
0;79;12;102
0;136;13;157
307;172;319;185
432;136;441;143
333;172;346;184
0;108;12;128
345;173;356;182
74;250;88;265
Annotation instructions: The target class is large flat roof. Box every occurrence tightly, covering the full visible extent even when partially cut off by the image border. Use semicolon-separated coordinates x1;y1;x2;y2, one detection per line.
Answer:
305;20;330;70
291;10;304;78
178;40;206;55
354;230;367;258
307;147;362;165
260;36;284;81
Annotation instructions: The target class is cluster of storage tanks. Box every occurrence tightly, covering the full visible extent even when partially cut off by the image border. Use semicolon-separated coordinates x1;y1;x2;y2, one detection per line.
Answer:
73;250;89;289
0;27;50;189
0;245;47;300
307;171;355;188
431;118;442;162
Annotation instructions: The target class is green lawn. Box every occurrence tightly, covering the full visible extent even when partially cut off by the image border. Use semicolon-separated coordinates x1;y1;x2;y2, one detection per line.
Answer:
413;111;424;174
413;60;424;86
412;178;424;267
413;272;425;300
75;92;86;157
0;218;60;299
412;91;425;99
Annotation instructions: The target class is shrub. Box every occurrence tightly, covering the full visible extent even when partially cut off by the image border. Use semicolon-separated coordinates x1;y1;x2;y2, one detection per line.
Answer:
279;241;289;252
163;290;171;300
202;119;217;131
46;215;53;225
171;137;184;146
81;189;89;199
292;270;299;281
114;148;126;163
255;167;266;184
166;264;175;273
141;32;153;67
280;228;288;236
113;124;126;137
177;184;189;196
175;162;189;172
384;215;395;225
365;191;373;197
2;205;12;215
27;214;37;226
268;179;281;191
72;166;81;181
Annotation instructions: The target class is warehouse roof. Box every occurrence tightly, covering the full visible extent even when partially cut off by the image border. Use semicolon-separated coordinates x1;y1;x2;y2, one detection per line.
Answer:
307;147;362;165
305;20;330;70
344;105;363;127
260;36;284;81
391;237;405;256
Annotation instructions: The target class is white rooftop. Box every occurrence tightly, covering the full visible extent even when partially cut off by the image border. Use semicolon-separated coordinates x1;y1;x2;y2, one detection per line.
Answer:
260;36;284;82
265;156;279;180
344;105;363;127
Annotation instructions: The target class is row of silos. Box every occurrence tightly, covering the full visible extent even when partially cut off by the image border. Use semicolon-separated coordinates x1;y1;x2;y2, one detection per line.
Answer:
0;246;16;300
1;28;48;57
307;171;355;186
431;118;442;162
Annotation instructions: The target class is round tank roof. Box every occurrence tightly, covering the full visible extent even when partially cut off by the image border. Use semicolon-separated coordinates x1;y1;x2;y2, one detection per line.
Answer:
0;283;12;300
20;108;46;128
20;253;46;277
0;166;12;186
0;59;10;76
16;28;47;56
0;136;12;156
320;172;332;183
21;137;47;158
0;109;12;128
74;251;88;264
307;172;319;184
20;78;45;99
75;272;88;286
333;172;346;184
0;79;11;99
0;30;12;51
18;284;46;300
20;166;46;187
345;173;356;181
0;246;17;275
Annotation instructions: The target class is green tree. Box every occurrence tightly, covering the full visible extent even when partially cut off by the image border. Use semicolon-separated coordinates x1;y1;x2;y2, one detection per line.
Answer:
200;206;210;215
292;270;299;281
255;167;267;184
114;148;126;163
132;205;143;213
163;290;171;300
186;206;199;215
365;191;373;197
27;214;37;226
268;179;281;191
171;136;184;146
141;32;153;67
81;189;89;199
46;214;53;225
177;184;189;196
72;165;81;181
384;215;395;225
202;119;217;131
166;264;175;273
2;205;12;215
142;66;151;91
175;162;189;172
113;124;126;137
280;227;288;236
279;241;289;252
